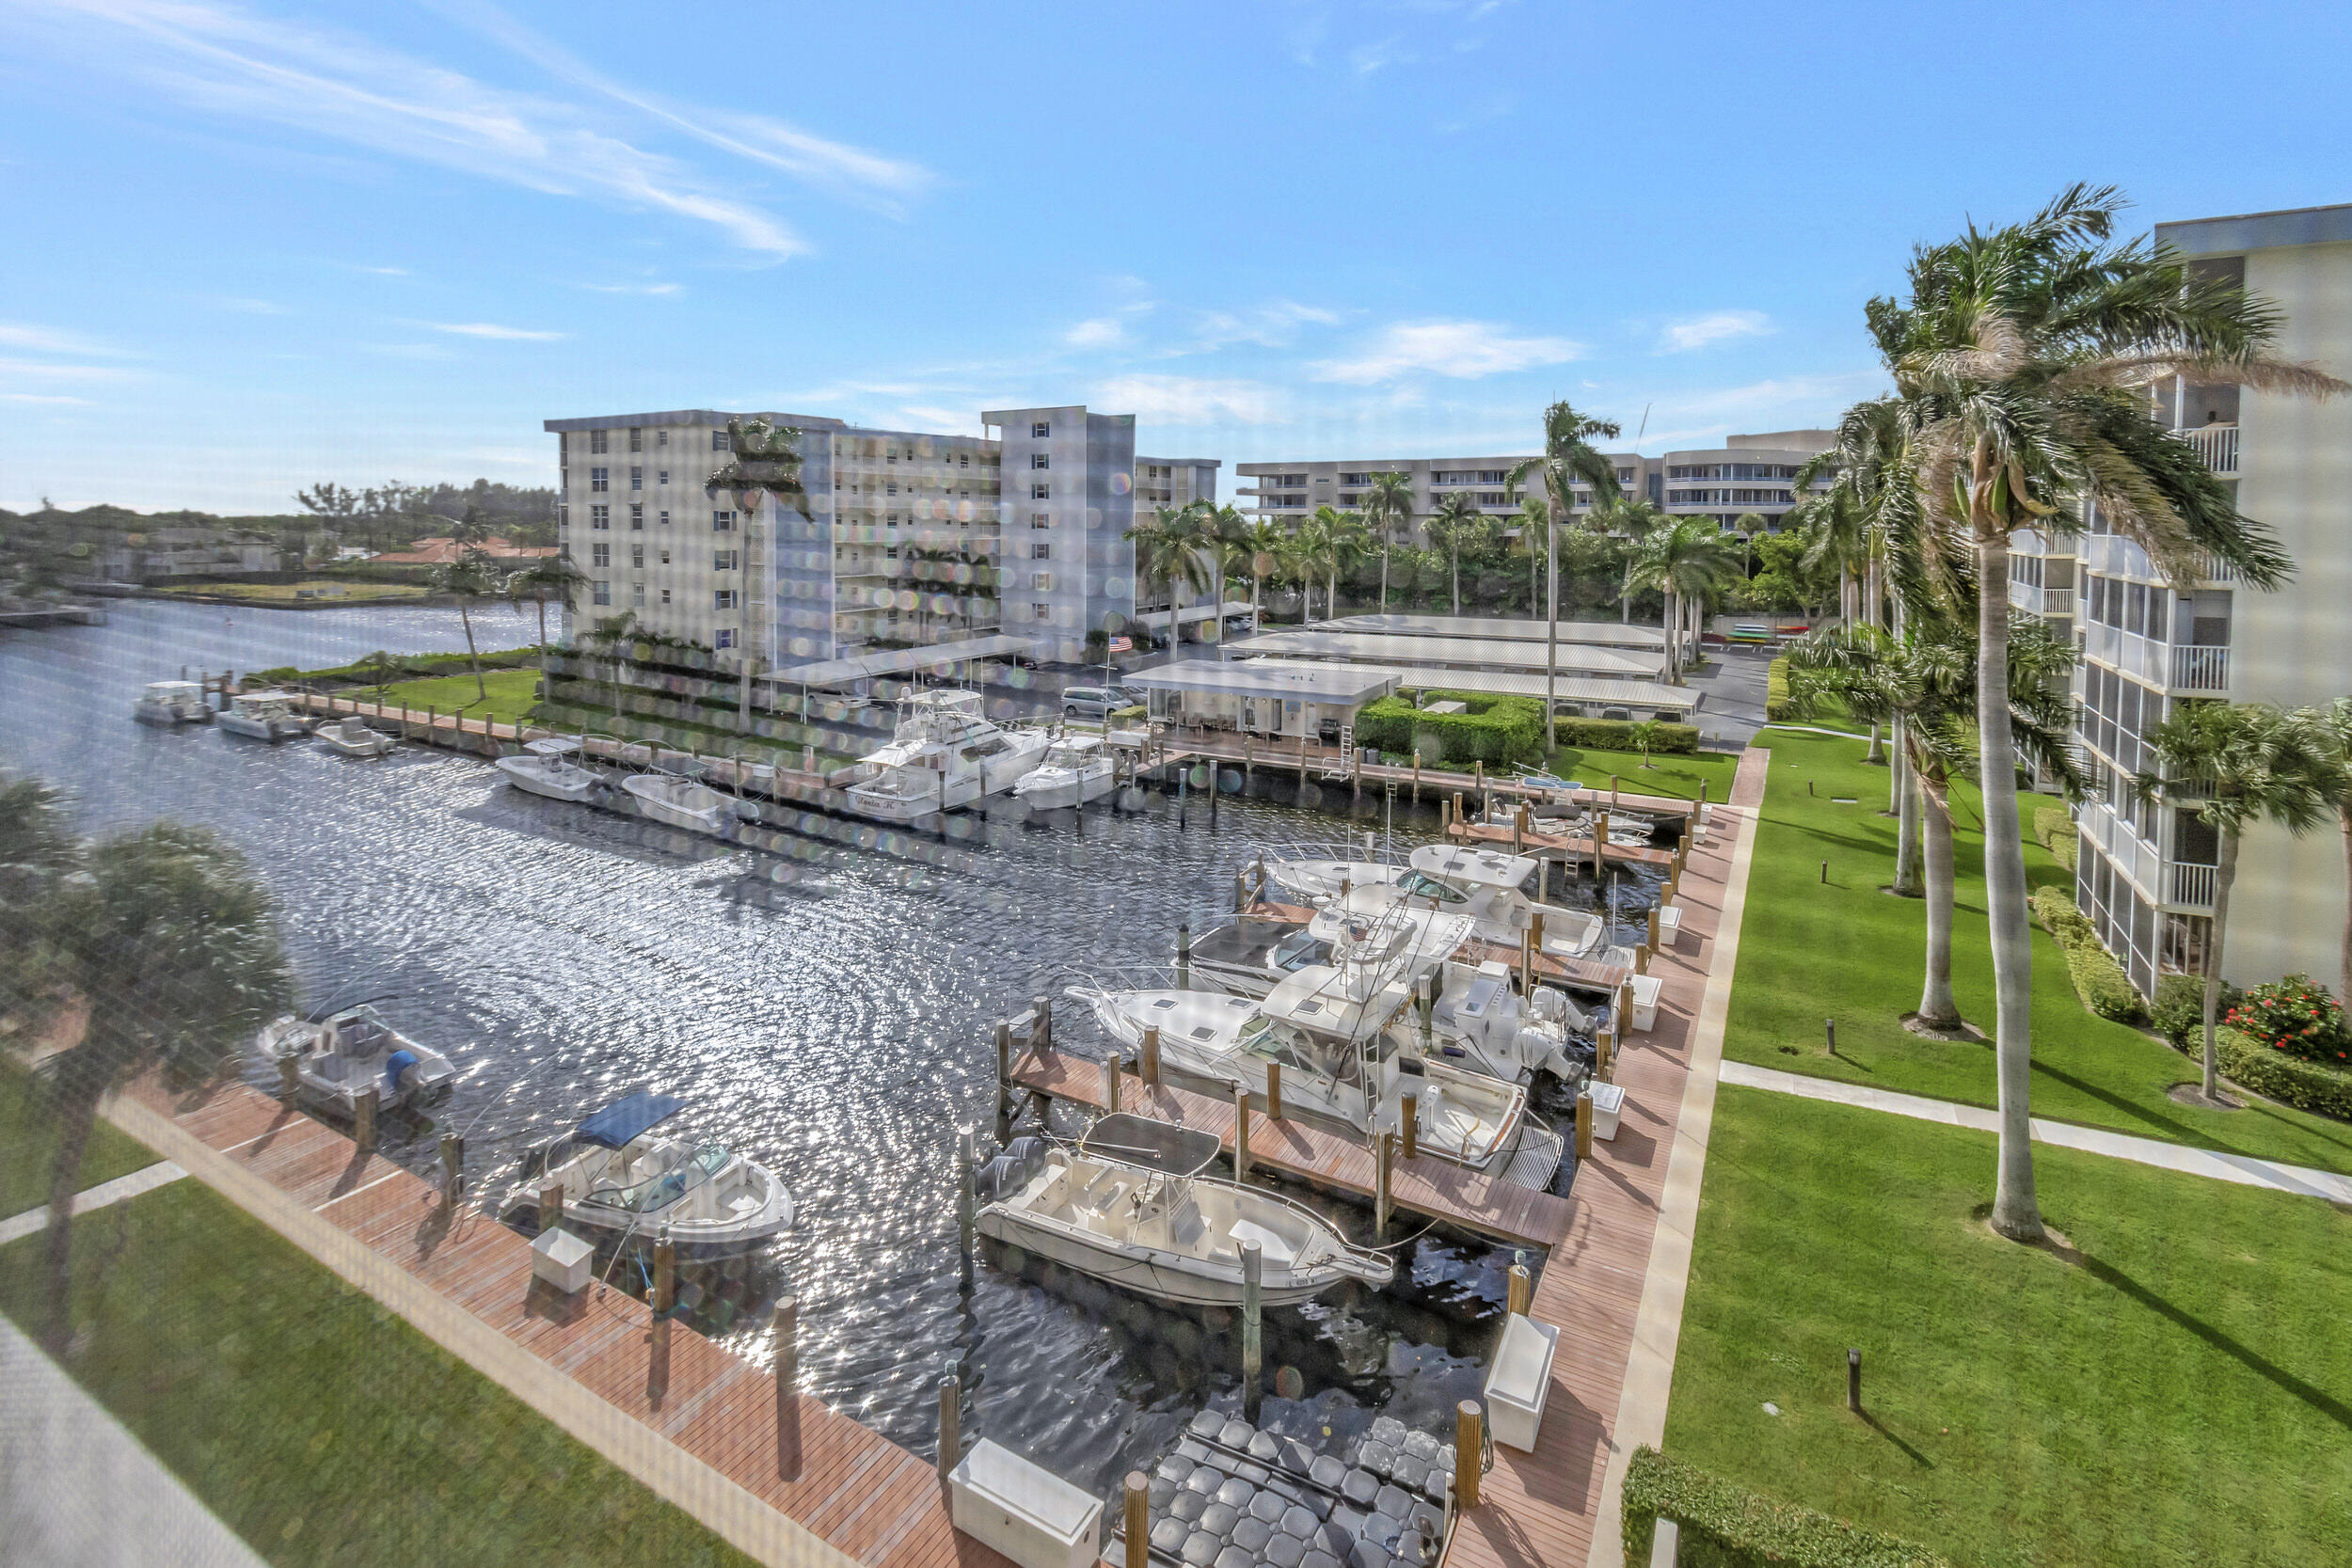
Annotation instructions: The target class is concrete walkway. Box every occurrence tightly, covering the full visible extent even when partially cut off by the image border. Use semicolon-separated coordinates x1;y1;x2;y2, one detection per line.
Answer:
0;1161;188;1247
0;1314;267;1568
1719;1061;2352;1205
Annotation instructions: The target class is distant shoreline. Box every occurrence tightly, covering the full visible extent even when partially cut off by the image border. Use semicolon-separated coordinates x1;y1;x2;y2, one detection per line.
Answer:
129;588;466;610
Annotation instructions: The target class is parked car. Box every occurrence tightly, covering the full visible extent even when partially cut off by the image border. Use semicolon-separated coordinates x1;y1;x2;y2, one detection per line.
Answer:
1061;685;1142;721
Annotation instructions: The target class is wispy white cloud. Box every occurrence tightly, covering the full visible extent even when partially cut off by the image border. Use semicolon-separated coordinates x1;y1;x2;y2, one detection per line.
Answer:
1660;309;1774;353
581;281;682;296
1348;34;1411;74
0;392;94;404
1184;301;1341;353
215;296;282;314
1313;319;1583;383
0;356;136;382
1094;374;1285;426
358;342;455;359
0;323;125;356
1064;316;1127;349
358;264;407;276
429;321;564;341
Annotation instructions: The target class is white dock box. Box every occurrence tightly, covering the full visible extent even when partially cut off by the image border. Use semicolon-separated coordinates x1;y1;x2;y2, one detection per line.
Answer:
1484;1311;1560;1451
530;1227;595;1294
1658;901;1681;945
1628;974;1663;1033
1590;1080;1625;1141
947;1438;1102;1568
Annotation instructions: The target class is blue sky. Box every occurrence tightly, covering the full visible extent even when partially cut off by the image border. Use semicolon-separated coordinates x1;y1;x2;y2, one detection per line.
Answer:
3;0;2348;513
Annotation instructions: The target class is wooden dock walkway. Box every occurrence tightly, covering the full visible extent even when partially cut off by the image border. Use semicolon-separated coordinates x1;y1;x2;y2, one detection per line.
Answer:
1444;818;1675;869
1006;1048;1575;1250
117;1074;1010;1568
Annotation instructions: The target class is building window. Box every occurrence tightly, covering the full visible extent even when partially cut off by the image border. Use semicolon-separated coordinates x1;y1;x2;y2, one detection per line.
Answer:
591;543;610;566
1032;542;1051;560
630;467;644;490
1031;513;1051;529
629;503;644;529
590;467;609;492
1033;603;1051;620
716;628;734;649
712;430;731;451
632;583;645;607
590;505;610;530
713;510;736;531
557;505;567;530
1032;572;1054;591
660;548;671;564
658;469;669;486
1031;421;1050;438
630;545;644;568
1031;453;1050;469
1032;483;1051;499
660;588;672;605
589;431;609;454
713;549;739;572
592;579;611;605
659;510;670;527
657;430;668;448
714;590;738;610
628;428;643;452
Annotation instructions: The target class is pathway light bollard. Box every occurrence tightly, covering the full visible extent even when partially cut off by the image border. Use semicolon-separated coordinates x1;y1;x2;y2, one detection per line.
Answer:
1124;1472;1151;1568
1455;1402;1484;1510
1401;1091;1419;1163
1575;1086;1595;1164
1142;1024;1161;1086
1820;859;1829;885
1232;1084;1251;1180
936;1371;961;1485
1241;1240;1263;1406
957;1130;977;1291
1507;1251;1532;1318
438;1131;464;1204
1848;1347;1863;1413
354;1085;378;1157
773;1296;801;1481
653;1224;676;1315
1826;1018;1836;1057
1699;779;1709;805
1265;1060;1281;1121
1809;778;1816;797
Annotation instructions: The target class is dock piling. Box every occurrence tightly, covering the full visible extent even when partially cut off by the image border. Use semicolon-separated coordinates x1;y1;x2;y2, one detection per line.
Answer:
1401;1092;1418;1162
354;1085;377;1156
1032;993;1052;1053
957;1130;976;1290
438;1131;464;1204
1142;1025;1161;1086
1507;1252;1532;1317
1241;1240;1263;1409
1455;1402;1484;1509
1597;1026;1615;1082
277;1053;299;1103
1175;923;1192;991
1103;1056;1121;1115
936;1373;960;1484
653;1224;676;1313
1411;750;1421;803
1375;1129;1394;1236
1575;1087;1595;1164
1647;906;1661;954
1265;1061;1281;1122
1232;1084;1251;1180
537;1181;564;1234
1124;1473;1150;1568
993;1021;1012;1131
773;1296;801;1480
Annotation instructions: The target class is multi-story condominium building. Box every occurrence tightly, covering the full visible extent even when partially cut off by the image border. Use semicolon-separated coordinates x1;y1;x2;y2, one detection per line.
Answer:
2010;201;2352;997
546;406;1216;670
1234;430;1832;535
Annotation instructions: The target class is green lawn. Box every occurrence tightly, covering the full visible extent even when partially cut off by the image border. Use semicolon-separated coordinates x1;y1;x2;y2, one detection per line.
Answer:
1731;729;2352;1174
0;1179;755;1568
156;580;431;603
1544;745;1742;802
367;668;544;729
1665;1086;2352;1568
0;1059;160;1217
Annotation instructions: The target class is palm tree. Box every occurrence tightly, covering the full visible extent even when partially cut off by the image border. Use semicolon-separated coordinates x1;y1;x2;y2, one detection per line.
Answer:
433;546;498;704
1508;402;1623;737
1622;518;1742;682
31;815;292;1351
2134;703;2336;1100
1425;489;1493;615
1875;182;2344;1243
1509;497;1549;616
1123;503;1216;650
1791;399;1914;769
1361;473;1416;611
1241;519;1287;628
1295;505;1370;621
2301;697;2352;1004
1789;616;2081;1029
506;553;590;650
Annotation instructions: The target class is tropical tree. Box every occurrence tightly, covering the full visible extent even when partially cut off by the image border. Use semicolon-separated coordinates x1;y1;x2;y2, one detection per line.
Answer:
1424;489;1493;615
1788;615;2082;1029
1509;496;1549;615
432;546;498;703
1873;182;2344;1243
27;811;292;1352
1622;518;1743;682
1293;505;1370;621
1361;473;1416;611
505;553;590;649
2302;697;2352;1004
2134;703;2336;1099
1507;403;1623;734
1239;519;1288;628
1123;503;1216;649
1791;399;1915;773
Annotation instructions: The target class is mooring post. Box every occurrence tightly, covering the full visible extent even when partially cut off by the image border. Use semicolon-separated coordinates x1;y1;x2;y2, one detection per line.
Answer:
438;1131;464;1205
1103;1055;1121;1114
278;1052;300;1102
1241;1239;1263;1405
1455;1402;1483;1509
1032;992;1052;1053
1634;944;1649;976
538;1180;564;1234
1233;868;1249;914
1124;1472;1151;1568
1439;796;1452;834
993;1020;1011;1128
1617;979;1634;1036
1597;1026;1615;1082
1232;1083;1251;1180
1575;1086;1595;1163
773;1296;801;1480
1474;759;1485;815
1647;906;1661;954
1401;1091;1418;1162
957;1130;976;1290
1265;1061;1281;1121
1375;1129;1394;1236
1507;1251;1532;1317
1175;922;1192;990
1848;1347;1863;1413
354;1085;378;1157
1412;750;1421;803
1142;1024;1161;1086
936;1372;960;1484
653;1223;676;1314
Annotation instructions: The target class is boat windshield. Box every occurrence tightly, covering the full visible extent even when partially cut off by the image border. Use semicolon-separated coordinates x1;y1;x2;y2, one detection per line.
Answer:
586;1140;729;1215
1396;871;1468;904
1042;743;1090;768
1269;929;1328;973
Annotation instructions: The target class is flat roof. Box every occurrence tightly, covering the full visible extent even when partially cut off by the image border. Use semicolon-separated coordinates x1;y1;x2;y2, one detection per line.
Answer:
1136;598;1254;630
1319;613;1663;649
1223;628;1664;679
773;633;1037;689
2156;202;2352;256
543;410;843;433
1383;667;1699;714
1127;658;1399;704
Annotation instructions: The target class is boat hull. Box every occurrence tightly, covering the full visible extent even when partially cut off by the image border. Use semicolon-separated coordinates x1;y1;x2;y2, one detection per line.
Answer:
977;1212;1344;1307
318;729;394;758
495;755;601;803
1012;768;1114;810
218;713;300;742
621;776;733;836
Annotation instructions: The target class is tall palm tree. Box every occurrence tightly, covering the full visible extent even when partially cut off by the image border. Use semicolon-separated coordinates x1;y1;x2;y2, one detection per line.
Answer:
2134;703;2336;1099
2301;697;2352;1004
1241;519;1288;628
1425;489;1492;615
1123;503;1216;649
1792;399;1915;776
31;816;292;1351
1508;402;1623;736
506;553;590;649
1295;505;1370;621
433;546;498;704
1509;497;1549;616
1622;518;1741;682
1876;183;2344;1243
1788;616;2081;1028
1361;472;1416;611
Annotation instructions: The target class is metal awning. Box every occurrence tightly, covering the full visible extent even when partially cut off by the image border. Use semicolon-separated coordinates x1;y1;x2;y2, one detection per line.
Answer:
775;633;1038;689
1386;667;1700;714
1079;1113;1221;1177
1126;658;1397;705
1319;613;1665;649
1221;628;1664;679
576;1092;687;1149
1135;599;1254;631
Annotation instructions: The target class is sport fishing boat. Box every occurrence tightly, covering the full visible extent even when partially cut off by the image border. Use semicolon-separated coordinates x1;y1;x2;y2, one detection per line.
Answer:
977;1115;1391;1307
256;1003;456;1114
505;1092;793;1253
839;689;1049;824
132;680;214;726
621;765;735;836
216;690;309;742
1011;734;1115;809
494;736;605;803
1249;837;1405;905
1338;844;1634;971
316;715;395;758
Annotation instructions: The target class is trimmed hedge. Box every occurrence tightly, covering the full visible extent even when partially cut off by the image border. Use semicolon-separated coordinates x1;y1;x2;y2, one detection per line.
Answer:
250;646;544;686
1354;691;1545;766
1622;1448;1953;1568
2031;807;2078;873
2031;885;2147;1024
1765;657;1791;721
1553;717;1701;754
2217;1026;2352;1121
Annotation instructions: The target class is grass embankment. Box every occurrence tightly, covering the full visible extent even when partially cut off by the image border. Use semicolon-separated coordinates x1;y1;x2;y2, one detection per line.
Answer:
1544;745;1740;803
0;1177;755;1568
1732;729;2352;1173
363;668;544;730
155;580;432;603
0;1059;158;1216
1666;1085;2352;1568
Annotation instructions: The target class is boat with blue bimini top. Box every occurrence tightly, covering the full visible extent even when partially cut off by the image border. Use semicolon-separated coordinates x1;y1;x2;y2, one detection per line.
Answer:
504;1091;794;1253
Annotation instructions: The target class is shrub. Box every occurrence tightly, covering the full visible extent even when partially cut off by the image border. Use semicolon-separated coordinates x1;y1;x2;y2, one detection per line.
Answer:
247;646;545;686
2216;1026;2352;1120
1354;692;1545;766
2224;974;2351;1066
2030;886;2146;1024
1622;1448;1953;1568
2151;972;2245;1053
1552;717;1701;754
1765;657;1791;721
2030;807;2079;872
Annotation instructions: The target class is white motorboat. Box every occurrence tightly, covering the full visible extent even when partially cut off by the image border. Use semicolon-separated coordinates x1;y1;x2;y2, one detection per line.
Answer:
316;715;395;758
1011;735;1115;809
622;768;735;836
132;680;213;726
840;689;1049;823
977;1115;1391;1307
1343;844;1633;970
508;1092;793;1253
494;736;605;803
1251;838;1405;905
216;690;309;742
256;1003;455;1114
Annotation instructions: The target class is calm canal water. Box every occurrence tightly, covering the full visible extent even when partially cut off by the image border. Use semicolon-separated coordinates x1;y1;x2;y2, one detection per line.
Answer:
1;600;1661;1501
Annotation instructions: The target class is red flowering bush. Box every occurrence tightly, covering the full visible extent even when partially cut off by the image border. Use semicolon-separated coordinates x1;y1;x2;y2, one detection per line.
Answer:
2224;974;2350;1065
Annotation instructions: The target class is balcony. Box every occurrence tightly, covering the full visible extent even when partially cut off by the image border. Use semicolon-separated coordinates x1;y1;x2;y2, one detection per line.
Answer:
2007;579;2076;617
2167;862;2217;910
2170;644;2230;692
2179;423;2238;476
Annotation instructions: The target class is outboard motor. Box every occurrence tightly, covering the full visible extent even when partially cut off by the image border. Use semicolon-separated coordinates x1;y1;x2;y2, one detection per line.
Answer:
977;1135;1049;1199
